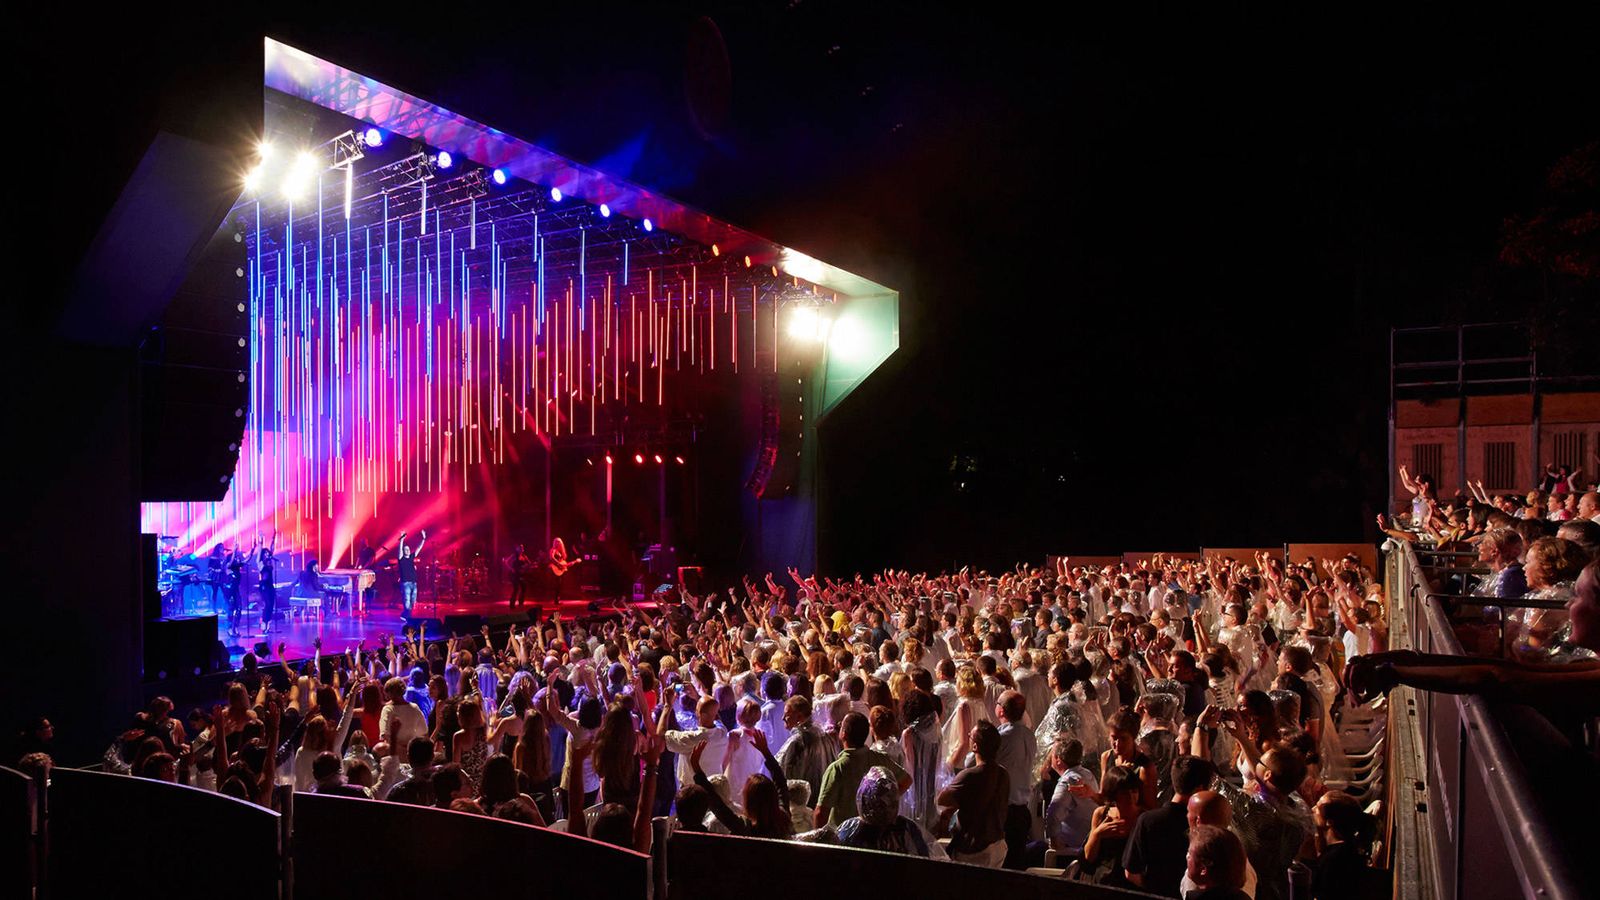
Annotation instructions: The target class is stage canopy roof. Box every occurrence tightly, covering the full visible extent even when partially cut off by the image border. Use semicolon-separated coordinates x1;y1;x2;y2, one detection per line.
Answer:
262;37;897;416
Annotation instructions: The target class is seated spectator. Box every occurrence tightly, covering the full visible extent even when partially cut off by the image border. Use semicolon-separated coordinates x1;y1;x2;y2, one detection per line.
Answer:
934;719;1010;867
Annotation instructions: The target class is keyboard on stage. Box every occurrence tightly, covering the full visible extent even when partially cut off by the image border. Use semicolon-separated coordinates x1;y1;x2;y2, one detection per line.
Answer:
321;568;377;593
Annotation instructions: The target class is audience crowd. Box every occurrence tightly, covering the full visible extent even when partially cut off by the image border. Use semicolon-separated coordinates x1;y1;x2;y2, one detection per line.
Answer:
14;465;1599;900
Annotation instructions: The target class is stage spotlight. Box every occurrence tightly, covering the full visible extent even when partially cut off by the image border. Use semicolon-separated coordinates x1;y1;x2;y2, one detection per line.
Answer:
599;203;611;218
642;218;653;232
258;141;274;161
549;186;562;201
437;151;454;169
604;454;614;465
675;455;686;465
280;151;319;201
654;454;663;464
744;255;752;268
711;244;720;256
493;168;509;185
362;127;383;147
634;453;645;464
787;306;831;343
586;458;594;466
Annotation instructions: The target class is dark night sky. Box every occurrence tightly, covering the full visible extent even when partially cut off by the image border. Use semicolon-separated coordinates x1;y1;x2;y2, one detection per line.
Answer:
25;5;1600;572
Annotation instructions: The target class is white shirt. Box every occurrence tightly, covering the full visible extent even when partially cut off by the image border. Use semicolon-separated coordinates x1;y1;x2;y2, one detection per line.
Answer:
757;700;792;751
665;721;729;788
378;700;427;750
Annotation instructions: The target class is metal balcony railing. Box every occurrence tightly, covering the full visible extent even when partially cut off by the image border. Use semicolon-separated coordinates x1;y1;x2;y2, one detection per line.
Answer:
1385;541;1583;900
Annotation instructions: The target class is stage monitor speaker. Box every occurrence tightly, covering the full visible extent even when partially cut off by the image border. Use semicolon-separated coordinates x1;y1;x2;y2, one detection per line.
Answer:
145;615;223;679
442;614;484;636
253;641;271;658
402;616;445;634
486;612;532;629
139;215;250;502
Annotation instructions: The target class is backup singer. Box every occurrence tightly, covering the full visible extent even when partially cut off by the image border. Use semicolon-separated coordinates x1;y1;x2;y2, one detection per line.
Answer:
256;532;278;634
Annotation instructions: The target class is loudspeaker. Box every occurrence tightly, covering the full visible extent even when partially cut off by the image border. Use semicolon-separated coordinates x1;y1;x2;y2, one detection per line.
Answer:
253;641;271;658
443;614;483;636
486;611;532;629
139;217;249;501
145;615;223;679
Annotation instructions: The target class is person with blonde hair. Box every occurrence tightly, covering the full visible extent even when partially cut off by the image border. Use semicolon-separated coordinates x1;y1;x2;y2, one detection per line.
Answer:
941;665;996;773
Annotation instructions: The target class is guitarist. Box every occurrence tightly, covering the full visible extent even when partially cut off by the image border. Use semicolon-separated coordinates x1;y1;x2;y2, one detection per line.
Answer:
545;536;571;600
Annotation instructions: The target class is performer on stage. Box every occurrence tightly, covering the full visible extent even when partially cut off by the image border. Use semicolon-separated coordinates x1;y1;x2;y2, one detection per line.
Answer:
206;544;227;611
397;529;427;615
504;544;532;608
256;532;278;634
224;544;245;637
545;536;571;601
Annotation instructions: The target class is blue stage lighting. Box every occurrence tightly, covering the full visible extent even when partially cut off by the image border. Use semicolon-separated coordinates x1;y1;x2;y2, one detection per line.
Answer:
363;127;383;147
642;218;653;232
599;203;611;218
549;186;562;201
493;168;508;185
437;151;454;169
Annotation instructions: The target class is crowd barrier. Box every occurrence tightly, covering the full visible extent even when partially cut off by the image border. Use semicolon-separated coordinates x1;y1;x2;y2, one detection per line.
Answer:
293;792;650;900
664;830;1148;900
1386;542;1584;900
46;767;281;900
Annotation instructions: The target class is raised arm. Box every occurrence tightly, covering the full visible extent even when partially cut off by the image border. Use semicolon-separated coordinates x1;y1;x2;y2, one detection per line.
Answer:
634;733;664;852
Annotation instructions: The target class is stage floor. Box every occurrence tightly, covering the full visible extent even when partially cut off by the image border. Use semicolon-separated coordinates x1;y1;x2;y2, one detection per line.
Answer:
164;591;651;667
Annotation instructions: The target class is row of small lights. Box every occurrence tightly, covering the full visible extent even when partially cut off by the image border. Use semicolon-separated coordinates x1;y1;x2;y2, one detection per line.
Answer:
243;127;657;234
585;453;687;466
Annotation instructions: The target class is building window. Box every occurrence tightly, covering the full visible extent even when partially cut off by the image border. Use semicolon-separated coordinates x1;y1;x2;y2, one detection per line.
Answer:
1553;433;1587;481
1412;443;1443;486
1485;441;1517;491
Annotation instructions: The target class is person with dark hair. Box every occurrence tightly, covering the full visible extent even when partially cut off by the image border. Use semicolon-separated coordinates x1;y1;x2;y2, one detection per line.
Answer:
934;720;1011;867
1122;755;1218;897
1083;764;1143;886
993;689;1038;868
1186;825;1251;900
1192;707;1312;900
478;753;545;824
311;751;368;797
386;736;438;805
1310;791;1377;900
815;711;909;827
429;763;468;808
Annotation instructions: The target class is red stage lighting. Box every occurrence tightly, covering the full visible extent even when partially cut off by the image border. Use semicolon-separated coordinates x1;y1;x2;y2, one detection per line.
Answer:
634;453;644;464
604;454;613;465
653;454;663;464
675;455;686;465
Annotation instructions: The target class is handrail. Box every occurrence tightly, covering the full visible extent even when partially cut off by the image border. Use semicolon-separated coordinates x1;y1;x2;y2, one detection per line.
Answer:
1389;541;1583;900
